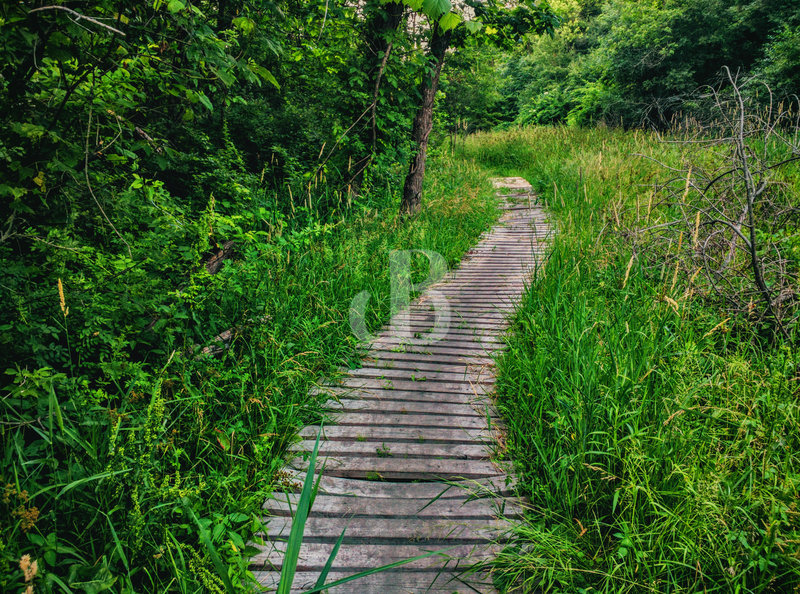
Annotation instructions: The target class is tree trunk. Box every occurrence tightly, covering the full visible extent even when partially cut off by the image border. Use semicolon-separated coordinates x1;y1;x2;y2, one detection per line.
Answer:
348;1;405;195
401;24;451;215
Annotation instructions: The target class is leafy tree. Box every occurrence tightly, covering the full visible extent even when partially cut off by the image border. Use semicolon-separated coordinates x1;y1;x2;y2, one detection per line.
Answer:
399;0;558;214
478;0;800;127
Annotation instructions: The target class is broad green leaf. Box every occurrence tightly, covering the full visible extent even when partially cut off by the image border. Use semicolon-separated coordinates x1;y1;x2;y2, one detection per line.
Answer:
216;67;236;87
166;0;185;13
439;12;461;31
277;430;322;594
248;62;281;89
421;0;450;20
28;469;132;499
305;548;455;593
183;500;236;593
196;91;213;112
403;0;423;10
465;19;483;34
232;16;255;34
215;430;230;451
314;528;346;588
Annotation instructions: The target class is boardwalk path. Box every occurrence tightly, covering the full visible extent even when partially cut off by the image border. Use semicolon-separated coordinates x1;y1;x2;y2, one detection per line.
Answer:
254;178;550;592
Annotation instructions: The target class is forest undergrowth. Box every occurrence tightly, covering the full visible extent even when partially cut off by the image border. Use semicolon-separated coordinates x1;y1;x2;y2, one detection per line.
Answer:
1;151;499;592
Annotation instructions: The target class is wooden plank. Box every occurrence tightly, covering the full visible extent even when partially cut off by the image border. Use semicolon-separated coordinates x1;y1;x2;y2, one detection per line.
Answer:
388;312;510;324
351;360;481;374
402;313;508;324
264;493;522;519
290;456;503;481
344;367;494;384
325;395;496;414
428;278;525;285
446;272;527;277
361;349;495;363
397;317;509;328
324;399;496;418
447;273;529;278
374;329;504;342
395;317;509;329
253;569;495;593
441;295;521;302
430;290;523;298
336;378;494;394
447;276;527;281
406;305;510;316
462;252;534;256
432;294;523;302
271;474;514;498
420;286;523;296
366;331;503;344
264;515;507;542
455;264;530;268
328;411;493;430
363;344;499;358
366;335;505;346
328;393;496;410
251;542;497;571
291;440;491;461
355;358;494;373
377;330;505;343
310;386;495;405
368;339;503;353
299;425;496;444
442;295;521;301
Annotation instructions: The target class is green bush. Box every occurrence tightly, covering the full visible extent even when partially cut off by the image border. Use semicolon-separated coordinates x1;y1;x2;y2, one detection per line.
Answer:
469;0;800;129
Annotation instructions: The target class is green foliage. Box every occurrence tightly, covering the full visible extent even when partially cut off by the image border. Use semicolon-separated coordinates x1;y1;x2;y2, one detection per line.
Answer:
0;144;499;590
439;42;514;134
441;0;800;129
0;0;507;588
757;24;800;97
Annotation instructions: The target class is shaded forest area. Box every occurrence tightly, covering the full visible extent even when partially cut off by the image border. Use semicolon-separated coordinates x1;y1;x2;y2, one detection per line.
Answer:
443;0;800;129
1;0;799;592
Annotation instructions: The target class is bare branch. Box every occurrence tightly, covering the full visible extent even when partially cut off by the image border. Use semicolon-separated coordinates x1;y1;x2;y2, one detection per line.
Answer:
29;6;126;36
630;70;799;336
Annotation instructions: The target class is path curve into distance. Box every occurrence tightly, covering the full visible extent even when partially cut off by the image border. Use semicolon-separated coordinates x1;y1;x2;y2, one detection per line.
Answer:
254;177;551;592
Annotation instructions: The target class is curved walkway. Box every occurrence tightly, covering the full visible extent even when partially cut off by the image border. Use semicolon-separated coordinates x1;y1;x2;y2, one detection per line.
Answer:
254;178;551;592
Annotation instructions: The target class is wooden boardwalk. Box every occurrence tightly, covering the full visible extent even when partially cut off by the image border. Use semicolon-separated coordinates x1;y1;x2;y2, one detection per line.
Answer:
254;178;550;592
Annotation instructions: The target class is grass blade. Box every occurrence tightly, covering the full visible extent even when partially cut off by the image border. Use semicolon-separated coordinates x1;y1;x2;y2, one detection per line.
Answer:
277;428;322;594
313;527;346;589
303;548;455;593
182;498;236;593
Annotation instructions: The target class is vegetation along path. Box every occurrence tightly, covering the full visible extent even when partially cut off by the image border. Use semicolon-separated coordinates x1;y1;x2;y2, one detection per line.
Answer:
253;178;551;592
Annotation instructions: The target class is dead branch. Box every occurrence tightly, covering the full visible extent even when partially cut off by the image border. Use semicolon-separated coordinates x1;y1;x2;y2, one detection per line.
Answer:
29;6;126;36
629;71;800;336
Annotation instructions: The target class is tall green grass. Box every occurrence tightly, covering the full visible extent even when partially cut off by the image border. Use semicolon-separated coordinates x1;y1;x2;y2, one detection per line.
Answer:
460;127;800;592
